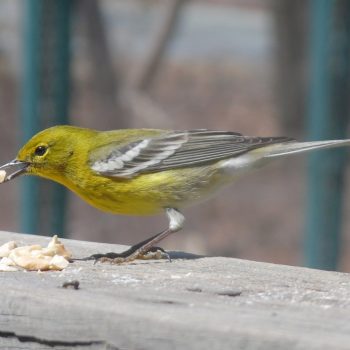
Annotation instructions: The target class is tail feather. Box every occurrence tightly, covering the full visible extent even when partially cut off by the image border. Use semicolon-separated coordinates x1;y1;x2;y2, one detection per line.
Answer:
261;139;350;158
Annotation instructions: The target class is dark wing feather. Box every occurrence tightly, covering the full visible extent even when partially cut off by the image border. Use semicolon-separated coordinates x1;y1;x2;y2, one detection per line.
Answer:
90;130;293;178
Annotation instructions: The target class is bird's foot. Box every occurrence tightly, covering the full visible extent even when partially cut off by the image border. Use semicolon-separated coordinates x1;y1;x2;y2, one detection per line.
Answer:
78;223;178;265
82;246;170;265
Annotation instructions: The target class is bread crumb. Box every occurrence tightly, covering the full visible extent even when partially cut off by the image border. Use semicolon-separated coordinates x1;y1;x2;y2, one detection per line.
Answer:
0;241;17;257
0;236;71;272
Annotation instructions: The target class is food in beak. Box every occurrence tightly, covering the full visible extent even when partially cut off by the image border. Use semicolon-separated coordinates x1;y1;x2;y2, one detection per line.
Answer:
0;160;29;183
0;170;5;183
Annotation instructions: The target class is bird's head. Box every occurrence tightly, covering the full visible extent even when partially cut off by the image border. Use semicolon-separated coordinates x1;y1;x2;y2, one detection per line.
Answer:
0;125;95;184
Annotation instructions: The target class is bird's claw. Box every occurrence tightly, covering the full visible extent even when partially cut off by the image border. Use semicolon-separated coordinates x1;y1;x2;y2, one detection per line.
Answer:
82;246;171;265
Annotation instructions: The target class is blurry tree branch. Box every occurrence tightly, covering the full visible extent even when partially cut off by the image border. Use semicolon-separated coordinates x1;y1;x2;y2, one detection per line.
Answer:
271;0;309;136
77;0;186;128
121;89;175;128
133;0;187;91
77;0;128;127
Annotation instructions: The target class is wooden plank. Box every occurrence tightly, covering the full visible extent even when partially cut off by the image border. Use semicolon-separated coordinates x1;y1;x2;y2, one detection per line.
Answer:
0;231;350;349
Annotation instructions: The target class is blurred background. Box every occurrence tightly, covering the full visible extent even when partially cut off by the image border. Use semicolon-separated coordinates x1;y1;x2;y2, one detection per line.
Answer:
0;0;350;271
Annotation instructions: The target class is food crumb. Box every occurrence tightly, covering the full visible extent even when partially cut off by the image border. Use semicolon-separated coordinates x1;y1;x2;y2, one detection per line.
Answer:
0;236;71;272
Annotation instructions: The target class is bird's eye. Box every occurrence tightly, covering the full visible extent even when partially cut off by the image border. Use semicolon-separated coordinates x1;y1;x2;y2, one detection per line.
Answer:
34;145;47;157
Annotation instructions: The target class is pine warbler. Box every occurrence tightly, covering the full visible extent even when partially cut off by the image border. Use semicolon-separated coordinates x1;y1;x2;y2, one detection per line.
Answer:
0;125;349;263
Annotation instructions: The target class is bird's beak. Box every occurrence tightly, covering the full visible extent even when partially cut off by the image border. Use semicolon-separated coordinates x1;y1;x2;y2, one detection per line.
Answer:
0;160;29;183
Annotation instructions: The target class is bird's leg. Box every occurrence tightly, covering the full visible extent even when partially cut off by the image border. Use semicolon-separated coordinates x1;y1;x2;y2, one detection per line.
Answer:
81;208;185;264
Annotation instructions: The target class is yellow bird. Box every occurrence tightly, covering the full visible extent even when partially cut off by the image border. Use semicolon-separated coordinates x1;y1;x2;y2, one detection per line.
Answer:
0;125;349;263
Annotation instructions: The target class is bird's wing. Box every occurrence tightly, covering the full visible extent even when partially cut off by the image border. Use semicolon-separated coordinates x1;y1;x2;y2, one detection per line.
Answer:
89;130;293;178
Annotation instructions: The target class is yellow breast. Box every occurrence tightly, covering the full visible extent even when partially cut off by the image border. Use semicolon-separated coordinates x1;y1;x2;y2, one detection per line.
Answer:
55;165;224;216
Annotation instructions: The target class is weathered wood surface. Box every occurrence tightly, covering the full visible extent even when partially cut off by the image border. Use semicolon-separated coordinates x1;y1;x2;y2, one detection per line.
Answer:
0;231;350;350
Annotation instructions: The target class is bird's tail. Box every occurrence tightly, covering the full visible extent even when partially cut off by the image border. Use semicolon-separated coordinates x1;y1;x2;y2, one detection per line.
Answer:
261;139;350;158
